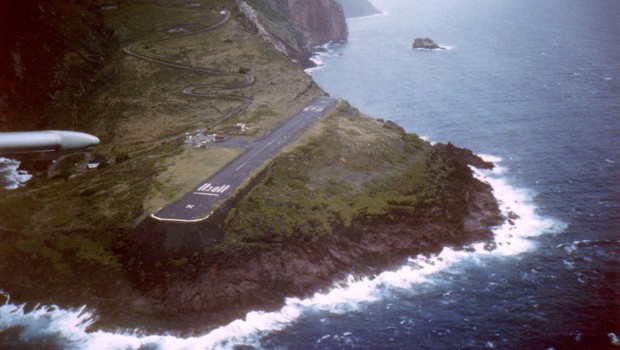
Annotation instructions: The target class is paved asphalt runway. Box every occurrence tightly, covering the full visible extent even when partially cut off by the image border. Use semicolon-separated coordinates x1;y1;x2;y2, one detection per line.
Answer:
151;96;339;222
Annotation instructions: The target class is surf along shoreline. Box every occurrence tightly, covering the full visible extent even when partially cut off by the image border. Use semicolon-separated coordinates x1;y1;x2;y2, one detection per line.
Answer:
111;138;504;332
3;154;559;346
0;151;504;336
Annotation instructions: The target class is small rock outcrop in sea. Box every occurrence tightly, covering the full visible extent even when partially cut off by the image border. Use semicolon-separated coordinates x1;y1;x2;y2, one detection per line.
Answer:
412;37;445;50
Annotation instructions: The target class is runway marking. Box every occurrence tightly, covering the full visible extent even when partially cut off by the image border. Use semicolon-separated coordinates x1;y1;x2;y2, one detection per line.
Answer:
150;97;339;223
196;183;231;194
303;105;325;112
150;210;214;223
235;161;248;171
253;136;281;157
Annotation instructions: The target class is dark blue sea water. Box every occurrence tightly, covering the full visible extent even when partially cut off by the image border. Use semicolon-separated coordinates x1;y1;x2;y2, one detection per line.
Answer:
298;0;620;348
1;0;619;349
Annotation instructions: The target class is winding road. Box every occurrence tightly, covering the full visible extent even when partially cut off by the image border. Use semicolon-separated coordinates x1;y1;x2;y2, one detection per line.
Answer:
122;6;340;222
123;9;253;126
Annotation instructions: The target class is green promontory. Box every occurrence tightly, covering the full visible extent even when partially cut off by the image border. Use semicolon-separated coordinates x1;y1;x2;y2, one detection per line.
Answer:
122;101;501;330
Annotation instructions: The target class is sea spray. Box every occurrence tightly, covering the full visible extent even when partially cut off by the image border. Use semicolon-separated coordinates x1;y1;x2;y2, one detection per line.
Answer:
0;157;32;189
305;42;341;75
0;302;95;349
0;157;565;349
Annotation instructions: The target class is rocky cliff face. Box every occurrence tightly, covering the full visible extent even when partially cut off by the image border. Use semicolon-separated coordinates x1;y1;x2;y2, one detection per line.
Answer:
280;0;348;46
242;0;348;66
338;0;381;18
125;145;502;330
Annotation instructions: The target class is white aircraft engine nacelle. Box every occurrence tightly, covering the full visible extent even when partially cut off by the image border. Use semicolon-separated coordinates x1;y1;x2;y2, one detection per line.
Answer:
0;130;100;154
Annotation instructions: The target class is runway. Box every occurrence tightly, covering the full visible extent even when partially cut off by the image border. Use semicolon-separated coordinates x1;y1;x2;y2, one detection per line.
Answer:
151;96;339;222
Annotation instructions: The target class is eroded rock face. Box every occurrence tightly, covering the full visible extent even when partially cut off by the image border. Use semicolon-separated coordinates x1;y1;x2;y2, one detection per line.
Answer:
281;0;348;46
241;0;348;67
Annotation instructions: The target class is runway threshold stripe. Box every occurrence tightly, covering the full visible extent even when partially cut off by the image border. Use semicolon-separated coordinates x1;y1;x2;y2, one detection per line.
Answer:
198;183;211;191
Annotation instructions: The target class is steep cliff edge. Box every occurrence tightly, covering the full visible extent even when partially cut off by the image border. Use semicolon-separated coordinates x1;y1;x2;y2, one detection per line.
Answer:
338;0;381;18
279;0;348;46
122;103;503;330
242;0;348;66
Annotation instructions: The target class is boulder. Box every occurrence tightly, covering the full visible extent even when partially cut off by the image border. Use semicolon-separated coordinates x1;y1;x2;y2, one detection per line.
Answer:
413;37;444;50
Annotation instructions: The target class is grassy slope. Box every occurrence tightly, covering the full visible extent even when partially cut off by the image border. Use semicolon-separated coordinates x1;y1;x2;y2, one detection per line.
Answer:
220;101;467;251
225;104;414;241
0;0;322;305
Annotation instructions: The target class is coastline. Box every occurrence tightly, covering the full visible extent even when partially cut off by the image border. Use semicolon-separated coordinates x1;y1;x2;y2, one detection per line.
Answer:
0;0;505;337
2;0;616;347
0;101;506;333
0;146;505;337
112;136;504;331
1;151;521;345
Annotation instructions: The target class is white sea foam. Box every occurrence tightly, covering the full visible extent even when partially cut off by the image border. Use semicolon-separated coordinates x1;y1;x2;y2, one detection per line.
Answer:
412;45;454;51
471;166;565;255
478;154;503;164
609;332;620;346
0;301;95;347
478;154;507;174
305;54;327;75
0;157;566;349
420;136;437;145
305;43;342;75
347;11;390;21
0;157;32;189
305;58;325;75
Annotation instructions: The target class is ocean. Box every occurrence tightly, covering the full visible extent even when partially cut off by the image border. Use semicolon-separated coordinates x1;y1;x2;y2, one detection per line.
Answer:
1;0;619;348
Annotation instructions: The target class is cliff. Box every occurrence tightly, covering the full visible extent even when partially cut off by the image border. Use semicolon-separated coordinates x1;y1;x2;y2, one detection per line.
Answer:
279;0;348;46
338;0;381;18
242;0;347;66
121;103;502;330
0;0;347;123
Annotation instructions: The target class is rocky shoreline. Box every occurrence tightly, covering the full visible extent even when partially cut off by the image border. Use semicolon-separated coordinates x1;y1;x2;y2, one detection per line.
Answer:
118;143;503;331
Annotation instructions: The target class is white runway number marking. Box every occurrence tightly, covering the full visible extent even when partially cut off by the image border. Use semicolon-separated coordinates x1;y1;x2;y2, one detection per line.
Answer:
303;105;325;112
194;183;230;196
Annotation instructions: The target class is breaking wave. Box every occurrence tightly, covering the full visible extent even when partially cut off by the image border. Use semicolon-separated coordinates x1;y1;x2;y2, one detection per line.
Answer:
0;157;32;190
305;42;343;75
0;156;566;349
